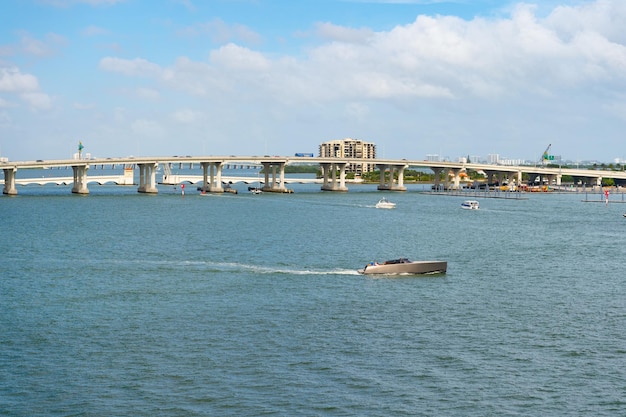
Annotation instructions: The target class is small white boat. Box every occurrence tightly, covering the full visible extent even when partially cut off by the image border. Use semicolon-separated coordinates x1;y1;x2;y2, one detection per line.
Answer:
358;258;447;275
376;197;396;209
461;200;479;210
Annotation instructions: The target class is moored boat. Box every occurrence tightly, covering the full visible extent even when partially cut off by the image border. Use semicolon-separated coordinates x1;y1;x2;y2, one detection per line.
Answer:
358;258;447;275
461;200;479;210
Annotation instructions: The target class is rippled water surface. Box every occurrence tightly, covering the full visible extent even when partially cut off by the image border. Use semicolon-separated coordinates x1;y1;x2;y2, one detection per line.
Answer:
2;183;626;416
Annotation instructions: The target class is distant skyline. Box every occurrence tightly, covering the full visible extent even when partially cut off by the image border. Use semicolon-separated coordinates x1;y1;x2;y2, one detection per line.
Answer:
1;0;625;163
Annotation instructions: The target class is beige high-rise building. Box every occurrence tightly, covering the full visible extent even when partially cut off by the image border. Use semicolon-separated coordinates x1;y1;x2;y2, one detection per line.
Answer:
318;138;376;175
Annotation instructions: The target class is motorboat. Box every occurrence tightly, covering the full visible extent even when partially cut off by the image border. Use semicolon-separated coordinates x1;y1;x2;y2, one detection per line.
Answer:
358;258;447;275
249;171;263;194
461;200;479;210
375;197;396;209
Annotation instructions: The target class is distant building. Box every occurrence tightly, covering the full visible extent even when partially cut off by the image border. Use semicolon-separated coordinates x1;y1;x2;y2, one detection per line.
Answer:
319;138;376;175
487;154;500;164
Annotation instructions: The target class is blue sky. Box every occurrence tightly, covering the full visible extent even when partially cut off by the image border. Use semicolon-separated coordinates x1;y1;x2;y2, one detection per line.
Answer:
1;0;625;163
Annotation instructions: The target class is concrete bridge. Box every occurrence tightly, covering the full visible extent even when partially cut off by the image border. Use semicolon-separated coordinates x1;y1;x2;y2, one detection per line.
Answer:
2;155;625;196
2;168;135;192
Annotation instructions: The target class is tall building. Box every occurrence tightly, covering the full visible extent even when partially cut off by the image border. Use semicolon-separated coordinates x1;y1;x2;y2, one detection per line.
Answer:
319;138;377;175
487;154;500;164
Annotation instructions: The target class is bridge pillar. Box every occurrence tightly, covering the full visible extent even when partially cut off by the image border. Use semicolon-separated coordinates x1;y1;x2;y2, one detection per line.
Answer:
397;165;406;189
320;162;348;192
137;163;158;193
201;162;224;193
376;164;407;191
483;170;496;186
431;167;444;191
122;167;134;185
497;172;506;187
449;168;462;190
71;165;89;194
2;167;17;195
262;162;293;193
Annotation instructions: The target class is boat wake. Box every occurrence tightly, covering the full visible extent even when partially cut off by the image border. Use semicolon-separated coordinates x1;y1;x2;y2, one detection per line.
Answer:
213;261;361;275
105;258;361;275
175;260;361;275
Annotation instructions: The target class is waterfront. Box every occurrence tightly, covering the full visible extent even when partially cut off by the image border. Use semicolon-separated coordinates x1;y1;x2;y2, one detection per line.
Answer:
1;183;625;416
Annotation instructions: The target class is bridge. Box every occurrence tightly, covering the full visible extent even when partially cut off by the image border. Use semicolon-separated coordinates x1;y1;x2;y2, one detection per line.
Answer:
2;155;625;196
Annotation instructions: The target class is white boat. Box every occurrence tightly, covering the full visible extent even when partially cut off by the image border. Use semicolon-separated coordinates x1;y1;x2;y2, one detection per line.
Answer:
461;200;479;210
358;258;447;275
375;197;396;209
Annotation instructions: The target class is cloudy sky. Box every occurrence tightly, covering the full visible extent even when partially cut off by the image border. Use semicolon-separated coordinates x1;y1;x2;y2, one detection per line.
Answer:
1;0;625;163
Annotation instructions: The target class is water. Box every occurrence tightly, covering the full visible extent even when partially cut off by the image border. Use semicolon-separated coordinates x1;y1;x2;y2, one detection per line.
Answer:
2;183;626;416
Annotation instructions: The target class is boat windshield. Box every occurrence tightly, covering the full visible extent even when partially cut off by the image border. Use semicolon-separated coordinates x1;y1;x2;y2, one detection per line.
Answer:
384;258;411;264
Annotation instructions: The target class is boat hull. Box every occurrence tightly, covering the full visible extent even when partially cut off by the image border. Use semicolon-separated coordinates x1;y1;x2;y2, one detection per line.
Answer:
358;260;447;275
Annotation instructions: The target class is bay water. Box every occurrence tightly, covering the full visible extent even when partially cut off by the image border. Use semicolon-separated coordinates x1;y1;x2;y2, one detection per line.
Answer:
1;181;625;416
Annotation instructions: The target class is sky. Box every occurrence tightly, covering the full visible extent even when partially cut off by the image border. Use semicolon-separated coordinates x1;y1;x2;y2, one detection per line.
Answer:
1;0;625;163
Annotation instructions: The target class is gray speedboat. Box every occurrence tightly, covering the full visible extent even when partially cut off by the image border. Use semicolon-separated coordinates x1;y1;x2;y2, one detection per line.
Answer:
358;258;447;275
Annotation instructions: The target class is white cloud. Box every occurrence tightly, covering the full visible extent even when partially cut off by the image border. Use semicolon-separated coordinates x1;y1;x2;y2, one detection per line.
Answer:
0;67;39;92
20;92;53;110
344;102;371;121
315;22;374;43
208;43;271;71
161;57;217;96
73;102;96;110
0;67;52;110
136;87;160;100
82;25;109;36
69;1;626;161
171;109;203;123
177;18;262;45
100;2;626;106
18;32;67;57
99;57;163;77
